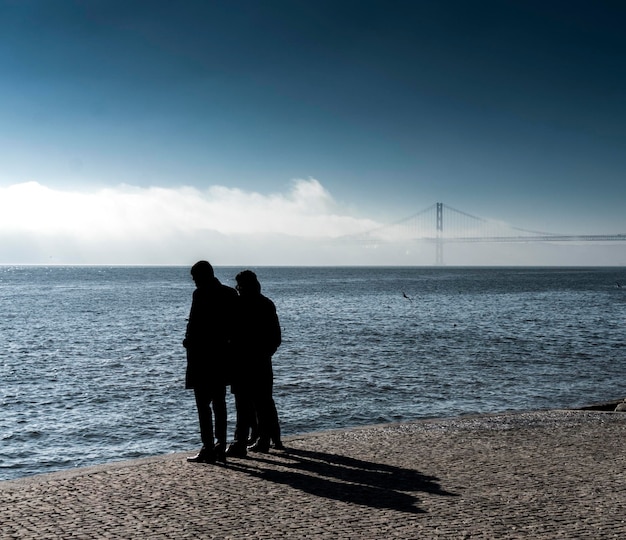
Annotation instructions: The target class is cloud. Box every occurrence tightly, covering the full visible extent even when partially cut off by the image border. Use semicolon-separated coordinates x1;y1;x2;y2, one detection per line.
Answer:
0;178;378;236
0;179;387;264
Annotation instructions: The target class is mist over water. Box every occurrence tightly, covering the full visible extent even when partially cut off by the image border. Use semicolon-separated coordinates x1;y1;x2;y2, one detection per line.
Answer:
1;266;625;481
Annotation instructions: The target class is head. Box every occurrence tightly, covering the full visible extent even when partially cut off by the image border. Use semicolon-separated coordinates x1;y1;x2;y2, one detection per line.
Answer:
235;269;261;297
190;260;214;287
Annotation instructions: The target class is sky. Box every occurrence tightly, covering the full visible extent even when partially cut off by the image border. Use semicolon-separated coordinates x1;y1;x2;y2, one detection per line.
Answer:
1;0;625;266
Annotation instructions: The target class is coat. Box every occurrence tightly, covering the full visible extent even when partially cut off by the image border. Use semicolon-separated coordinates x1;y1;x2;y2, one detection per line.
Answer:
183;278;238;389
231;292;281;392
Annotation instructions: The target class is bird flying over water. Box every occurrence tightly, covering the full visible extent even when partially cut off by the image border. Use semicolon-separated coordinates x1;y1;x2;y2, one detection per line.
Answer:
402;292;413;301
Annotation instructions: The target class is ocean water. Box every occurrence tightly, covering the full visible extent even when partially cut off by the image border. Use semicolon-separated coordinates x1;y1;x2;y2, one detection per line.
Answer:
1;266;625;481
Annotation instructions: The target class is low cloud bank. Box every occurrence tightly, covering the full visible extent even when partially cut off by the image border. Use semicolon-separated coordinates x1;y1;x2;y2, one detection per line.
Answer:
0;178;379;237
0;179;388;264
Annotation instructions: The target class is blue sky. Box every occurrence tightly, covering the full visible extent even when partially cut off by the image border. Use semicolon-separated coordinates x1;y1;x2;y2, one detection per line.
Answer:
1;0;625;265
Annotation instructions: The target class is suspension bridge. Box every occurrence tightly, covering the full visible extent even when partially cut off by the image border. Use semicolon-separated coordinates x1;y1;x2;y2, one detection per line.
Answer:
343;203;626;265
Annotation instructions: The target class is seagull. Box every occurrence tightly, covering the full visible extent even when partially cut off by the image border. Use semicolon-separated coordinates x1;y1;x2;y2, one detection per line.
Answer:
617;281;622;288
402;292;413;301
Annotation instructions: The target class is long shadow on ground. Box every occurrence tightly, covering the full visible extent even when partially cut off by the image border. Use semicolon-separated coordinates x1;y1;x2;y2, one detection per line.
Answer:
227;447;457;514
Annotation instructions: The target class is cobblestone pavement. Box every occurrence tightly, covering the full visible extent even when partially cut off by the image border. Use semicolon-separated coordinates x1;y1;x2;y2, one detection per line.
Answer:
2;410;626;539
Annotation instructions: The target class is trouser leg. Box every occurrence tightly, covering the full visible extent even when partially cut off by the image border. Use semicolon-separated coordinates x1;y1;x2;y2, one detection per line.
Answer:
194;388;214;448
259;398;281;443
251;379;274;446
268;397;281;443
257;369;281;445
212;385;227;445
234;391;255;443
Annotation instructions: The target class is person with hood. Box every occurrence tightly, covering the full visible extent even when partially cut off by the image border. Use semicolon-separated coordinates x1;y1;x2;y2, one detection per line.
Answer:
227;270;282;456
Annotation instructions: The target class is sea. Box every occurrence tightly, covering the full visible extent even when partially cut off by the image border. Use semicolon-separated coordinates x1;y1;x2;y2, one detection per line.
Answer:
1;266;625;482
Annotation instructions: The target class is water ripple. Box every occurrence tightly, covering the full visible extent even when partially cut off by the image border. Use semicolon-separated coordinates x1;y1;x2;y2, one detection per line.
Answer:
2;266;626;481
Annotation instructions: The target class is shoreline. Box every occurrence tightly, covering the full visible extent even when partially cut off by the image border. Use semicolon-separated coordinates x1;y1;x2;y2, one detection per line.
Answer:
2;405;626;538
2;397;625;487
0;398;626;488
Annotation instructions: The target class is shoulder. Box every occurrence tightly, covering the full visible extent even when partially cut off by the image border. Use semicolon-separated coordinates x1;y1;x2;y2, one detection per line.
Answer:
192;288;204;300
260;294;277;312
219;283;238;300
223;284;238;296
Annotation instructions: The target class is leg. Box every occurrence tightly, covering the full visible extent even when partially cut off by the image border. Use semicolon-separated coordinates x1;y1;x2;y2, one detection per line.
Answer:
233;391;255;444
188;387;216;463
211;384;228;462
227;390;254;458
248;371;274;452
194;387;215;448
255;375;282;448
268;397;284;449
212;384;227;446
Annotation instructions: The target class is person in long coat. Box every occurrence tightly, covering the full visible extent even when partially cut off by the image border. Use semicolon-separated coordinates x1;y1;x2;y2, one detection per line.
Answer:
227;270;282;456
183;260;237;463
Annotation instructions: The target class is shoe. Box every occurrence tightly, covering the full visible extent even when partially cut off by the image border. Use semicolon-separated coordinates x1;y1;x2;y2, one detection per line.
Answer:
272;440;285;451
186;447;216;464
214;442;227;463
225;442;247;458
248;439;270;453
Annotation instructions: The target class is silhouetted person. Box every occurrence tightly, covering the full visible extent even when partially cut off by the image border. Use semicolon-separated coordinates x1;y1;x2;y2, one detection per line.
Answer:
226;270;282;456
183;260;237;463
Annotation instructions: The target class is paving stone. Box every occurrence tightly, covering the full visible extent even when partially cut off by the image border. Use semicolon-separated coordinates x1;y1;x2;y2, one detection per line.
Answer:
1;410;626;539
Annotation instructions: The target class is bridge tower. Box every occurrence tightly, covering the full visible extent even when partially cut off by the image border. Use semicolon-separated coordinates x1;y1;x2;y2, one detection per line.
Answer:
436;202;444;265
